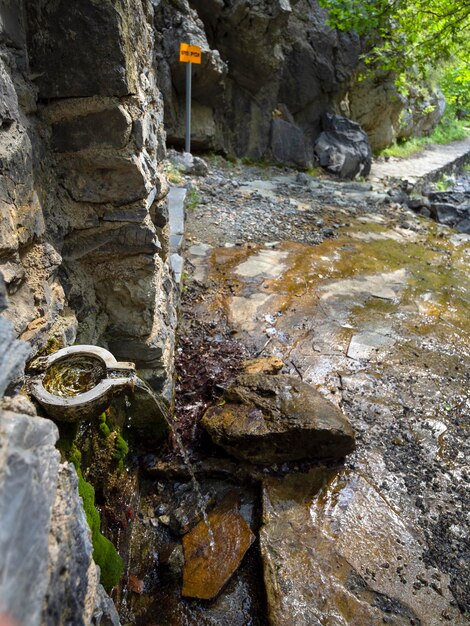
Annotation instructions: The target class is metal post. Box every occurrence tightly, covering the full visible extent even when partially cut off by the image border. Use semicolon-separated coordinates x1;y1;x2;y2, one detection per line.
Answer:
185;60;192;154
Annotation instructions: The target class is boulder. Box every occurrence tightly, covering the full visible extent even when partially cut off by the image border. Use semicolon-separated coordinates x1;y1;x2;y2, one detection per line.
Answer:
270;118;313;169
347;73;404;151
314;113;372;179
201;373;355;464
167;150;208;176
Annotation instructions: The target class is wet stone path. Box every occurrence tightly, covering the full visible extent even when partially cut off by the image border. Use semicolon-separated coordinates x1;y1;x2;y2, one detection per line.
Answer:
143;158;469;625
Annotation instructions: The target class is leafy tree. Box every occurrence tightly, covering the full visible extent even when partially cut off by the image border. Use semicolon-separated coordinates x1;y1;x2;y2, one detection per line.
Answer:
319;0;470;77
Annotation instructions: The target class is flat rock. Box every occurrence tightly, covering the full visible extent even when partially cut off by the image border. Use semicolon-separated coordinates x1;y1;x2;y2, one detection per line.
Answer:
182;494;255;600
242;356;284;375
201;374;355;464
261;468;467;626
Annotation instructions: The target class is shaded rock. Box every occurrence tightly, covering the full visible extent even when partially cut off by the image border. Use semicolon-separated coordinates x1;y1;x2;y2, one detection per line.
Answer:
260;468;466;626
0;317;30;396
42;463;100;626
0;57;19;125
61;155;152;205
201;373;355;464
26;0;136;98
270;118;313;169
314;113;371;179
456;218;470;234
51;105;132;152
0;273;8;311
430;202;468;227
155;0;361;161
62;221;160;261
182;494;255;600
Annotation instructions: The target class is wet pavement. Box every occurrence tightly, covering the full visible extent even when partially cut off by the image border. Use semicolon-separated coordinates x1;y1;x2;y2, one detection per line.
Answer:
179;159;470;625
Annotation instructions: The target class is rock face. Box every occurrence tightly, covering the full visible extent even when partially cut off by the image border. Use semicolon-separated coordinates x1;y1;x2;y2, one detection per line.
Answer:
201;373;355;464
153;2;445;158
428;190;470;232
260;469;467;626
1;0;178;394
0;0;180;623
154;0;361;161
314;113;372;178
182;494;255;600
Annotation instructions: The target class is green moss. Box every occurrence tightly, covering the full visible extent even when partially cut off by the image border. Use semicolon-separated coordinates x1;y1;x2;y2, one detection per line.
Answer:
98;412;111;438
113;433;129;461
78;475;123;591
69;443;82;470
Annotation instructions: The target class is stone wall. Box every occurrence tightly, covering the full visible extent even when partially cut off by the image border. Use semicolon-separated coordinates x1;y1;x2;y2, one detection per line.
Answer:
1;0;177;395
0;0;177;622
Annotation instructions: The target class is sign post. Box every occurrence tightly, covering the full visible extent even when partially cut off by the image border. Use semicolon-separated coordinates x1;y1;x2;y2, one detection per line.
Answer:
179;43;202;154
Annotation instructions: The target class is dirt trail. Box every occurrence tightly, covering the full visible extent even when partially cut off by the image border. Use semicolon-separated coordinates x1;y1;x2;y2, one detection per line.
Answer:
371;136;470;183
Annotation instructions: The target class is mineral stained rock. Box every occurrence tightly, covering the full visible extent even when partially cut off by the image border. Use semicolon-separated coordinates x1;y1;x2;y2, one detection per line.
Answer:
182;494;255;600
201;373;355;464
260;468;467;626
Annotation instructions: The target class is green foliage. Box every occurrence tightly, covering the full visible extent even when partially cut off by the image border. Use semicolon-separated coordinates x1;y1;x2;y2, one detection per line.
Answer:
113;433;129;461
164;162;184;185
78;476;123;592
433;175;452;191
319;0;470;79
438;60;470;117
98;412;111;438
185;187;200;210
306;167;322;177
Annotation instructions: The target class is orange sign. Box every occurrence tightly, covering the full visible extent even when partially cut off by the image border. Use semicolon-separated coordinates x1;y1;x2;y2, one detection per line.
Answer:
179;43;202;64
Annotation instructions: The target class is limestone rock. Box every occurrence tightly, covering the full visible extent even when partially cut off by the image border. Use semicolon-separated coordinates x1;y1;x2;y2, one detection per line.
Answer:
182;494;255;600
398;85;446;141
26;0;136;98
42;463;98;626
0;411;60;626
242;356;284;375
51;105;132;152
347;74;405;151
314;113;372;179
0;273;8;311
0;317;30;396
260;468;466;626
201;373;355;464
61;155;152;206
0;57;19;124
155;0;361;161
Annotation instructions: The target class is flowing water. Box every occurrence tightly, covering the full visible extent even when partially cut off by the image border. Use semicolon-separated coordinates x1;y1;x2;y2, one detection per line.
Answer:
131;376;216;548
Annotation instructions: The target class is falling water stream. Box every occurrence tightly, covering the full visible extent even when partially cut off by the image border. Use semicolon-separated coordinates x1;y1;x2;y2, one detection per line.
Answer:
130;376;216;549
